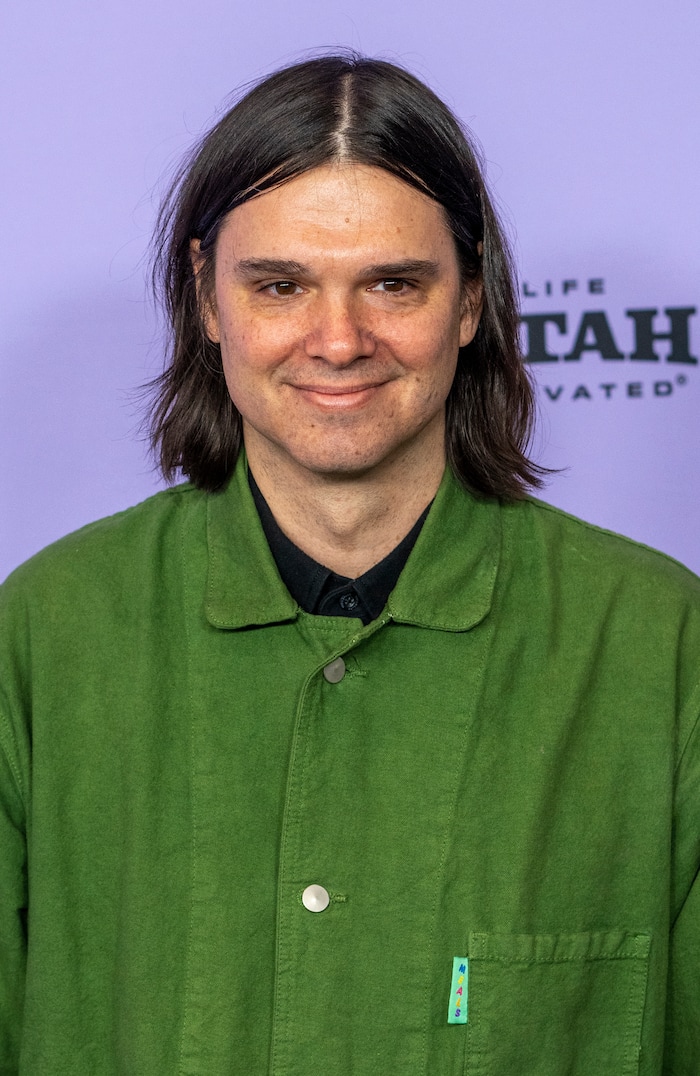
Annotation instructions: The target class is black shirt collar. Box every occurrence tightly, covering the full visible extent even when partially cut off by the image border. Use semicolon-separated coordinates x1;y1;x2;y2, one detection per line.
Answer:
248;470;430;625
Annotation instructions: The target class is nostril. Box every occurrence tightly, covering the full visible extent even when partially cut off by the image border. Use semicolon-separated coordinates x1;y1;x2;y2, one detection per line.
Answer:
304;316;376;364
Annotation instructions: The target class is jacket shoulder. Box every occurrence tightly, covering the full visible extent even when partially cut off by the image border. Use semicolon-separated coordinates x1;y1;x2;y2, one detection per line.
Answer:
0;483;205;606
514;495;700;595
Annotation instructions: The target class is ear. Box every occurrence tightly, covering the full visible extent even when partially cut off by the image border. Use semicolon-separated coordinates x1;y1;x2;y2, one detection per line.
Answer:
459;280;483;348
189;238;221;343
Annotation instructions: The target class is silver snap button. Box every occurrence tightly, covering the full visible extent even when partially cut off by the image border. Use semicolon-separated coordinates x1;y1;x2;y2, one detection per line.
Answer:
323;657;346;683
339;592;359;611
302;884;330;912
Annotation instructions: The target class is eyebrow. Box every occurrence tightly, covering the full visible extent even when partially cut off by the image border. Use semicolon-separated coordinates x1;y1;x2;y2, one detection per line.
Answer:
360;260;442;281
233;258;443;281
234;258;307;279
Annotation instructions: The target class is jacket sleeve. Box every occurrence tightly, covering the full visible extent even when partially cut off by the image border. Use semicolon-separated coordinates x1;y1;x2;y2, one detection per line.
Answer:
0;712;26;1075
664;698;700;1074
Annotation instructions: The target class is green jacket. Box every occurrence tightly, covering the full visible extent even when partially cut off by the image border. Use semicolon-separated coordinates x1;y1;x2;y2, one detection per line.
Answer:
1;460;699;1075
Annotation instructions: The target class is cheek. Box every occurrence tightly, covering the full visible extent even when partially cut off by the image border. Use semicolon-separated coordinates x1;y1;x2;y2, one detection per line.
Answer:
220;358;263;425
400;322;461;385
219;312;296;372
218;319;288;416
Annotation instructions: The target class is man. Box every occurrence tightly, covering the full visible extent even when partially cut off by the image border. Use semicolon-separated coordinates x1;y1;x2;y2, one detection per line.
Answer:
0;55;698;1075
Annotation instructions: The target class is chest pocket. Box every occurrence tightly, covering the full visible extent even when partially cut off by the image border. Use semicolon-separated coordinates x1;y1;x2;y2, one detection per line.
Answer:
463;930;650;1076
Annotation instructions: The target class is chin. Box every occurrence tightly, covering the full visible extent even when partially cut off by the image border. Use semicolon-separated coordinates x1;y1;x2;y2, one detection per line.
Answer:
301;457;383;479
289;445;392;479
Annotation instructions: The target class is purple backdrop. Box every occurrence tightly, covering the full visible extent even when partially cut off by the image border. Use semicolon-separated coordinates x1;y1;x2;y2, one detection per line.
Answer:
1;0;698;580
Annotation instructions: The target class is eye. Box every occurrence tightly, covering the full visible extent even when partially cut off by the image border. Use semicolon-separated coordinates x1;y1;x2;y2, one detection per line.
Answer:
371;278;412;294
263;280;302;297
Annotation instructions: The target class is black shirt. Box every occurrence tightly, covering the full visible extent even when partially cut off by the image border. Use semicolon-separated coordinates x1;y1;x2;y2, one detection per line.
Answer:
249;471;430;626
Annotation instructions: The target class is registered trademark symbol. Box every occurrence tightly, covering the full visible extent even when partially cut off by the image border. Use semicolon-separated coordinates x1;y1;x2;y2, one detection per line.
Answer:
676;375;688;386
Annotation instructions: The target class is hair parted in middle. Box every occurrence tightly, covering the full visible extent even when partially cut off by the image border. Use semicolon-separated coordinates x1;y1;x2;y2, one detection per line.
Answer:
149;52;547;499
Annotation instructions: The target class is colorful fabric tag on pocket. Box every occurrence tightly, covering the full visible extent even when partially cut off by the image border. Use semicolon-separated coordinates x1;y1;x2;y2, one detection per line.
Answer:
447;957;468;1024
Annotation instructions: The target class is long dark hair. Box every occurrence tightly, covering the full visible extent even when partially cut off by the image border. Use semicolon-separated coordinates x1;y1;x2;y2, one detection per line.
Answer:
149;53;546;498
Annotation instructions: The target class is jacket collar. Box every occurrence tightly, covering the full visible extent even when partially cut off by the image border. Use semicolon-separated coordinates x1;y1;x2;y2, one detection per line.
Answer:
205;454;501;633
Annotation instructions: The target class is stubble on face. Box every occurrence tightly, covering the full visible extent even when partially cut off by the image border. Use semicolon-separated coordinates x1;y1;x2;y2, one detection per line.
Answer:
201;162;481;492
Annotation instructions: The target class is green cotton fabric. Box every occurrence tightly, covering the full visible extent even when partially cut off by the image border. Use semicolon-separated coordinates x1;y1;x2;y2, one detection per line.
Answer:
1;459;699;1075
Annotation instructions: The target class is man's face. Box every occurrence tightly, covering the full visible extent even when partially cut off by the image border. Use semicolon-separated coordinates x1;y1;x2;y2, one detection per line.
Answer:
199;162;480;483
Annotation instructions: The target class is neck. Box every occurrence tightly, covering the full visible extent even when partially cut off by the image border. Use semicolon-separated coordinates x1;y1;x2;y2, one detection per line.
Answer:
245;436;445;578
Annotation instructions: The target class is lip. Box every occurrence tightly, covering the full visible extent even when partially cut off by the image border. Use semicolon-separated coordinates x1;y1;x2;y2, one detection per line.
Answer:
290;381;389;409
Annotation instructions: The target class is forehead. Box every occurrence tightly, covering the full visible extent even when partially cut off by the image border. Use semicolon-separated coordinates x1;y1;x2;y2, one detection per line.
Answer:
216;163;458;265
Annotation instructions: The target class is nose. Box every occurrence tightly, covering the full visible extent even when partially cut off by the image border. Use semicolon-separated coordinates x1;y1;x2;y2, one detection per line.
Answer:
303;293;376;366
